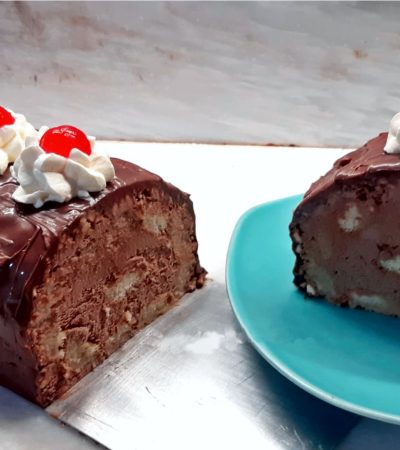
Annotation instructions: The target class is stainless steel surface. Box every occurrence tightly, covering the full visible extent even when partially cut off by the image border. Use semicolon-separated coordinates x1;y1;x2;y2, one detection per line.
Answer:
48;280;358;450
0;387;102;450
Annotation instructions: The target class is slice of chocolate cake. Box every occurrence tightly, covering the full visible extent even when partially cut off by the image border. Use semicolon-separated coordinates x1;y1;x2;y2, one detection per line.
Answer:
290;126;400;317
0;125;205;406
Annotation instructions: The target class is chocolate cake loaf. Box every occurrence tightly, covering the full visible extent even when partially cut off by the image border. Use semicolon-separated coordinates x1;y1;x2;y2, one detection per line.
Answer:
290;126;400;317
0;124;205;406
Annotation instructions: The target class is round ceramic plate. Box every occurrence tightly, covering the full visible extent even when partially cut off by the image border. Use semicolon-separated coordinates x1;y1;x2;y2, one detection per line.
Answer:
226;194;400;423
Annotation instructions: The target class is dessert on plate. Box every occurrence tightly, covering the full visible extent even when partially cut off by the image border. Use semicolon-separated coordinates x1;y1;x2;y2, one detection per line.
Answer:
0;113;205;406
290;113;400;317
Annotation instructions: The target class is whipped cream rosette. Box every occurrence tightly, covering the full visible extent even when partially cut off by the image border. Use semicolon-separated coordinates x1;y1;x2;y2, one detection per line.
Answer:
0;106;36;175
385;112;400;154
12;125;115;208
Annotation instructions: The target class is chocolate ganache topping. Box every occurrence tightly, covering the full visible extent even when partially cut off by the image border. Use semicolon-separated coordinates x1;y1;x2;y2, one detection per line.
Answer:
300;132;400;208
0;158;186;325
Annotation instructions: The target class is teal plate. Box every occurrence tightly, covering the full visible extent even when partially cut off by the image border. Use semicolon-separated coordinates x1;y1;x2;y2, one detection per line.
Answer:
226;194;400;423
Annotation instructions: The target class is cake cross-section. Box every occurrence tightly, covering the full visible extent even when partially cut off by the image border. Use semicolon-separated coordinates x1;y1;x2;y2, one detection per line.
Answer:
290;132;400;316
0;158;205;406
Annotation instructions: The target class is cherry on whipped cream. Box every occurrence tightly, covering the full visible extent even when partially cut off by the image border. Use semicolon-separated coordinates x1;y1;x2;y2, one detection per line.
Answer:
0;106;16;127
40;125;91;158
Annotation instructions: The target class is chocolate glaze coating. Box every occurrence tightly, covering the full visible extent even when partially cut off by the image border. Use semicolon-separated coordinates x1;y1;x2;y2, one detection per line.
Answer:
300;132;400;206
0;159;189;326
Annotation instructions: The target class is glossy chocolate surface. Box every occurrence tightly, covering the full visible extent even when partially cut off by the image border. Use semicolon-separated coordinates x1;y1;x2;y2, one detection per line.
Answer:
301;132;400;205
0;158;186;325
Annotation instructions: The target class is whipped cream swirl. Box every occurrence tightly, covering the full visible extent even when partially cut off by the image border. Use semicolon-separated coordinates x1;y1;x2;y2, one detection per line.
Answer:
12;127;115;208
0;110;36;175
384;112;400;154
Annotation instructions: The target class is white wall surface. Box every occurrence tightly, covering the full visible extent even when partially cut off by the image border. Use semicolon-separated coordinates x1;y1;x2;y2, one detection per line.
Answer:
1;1;400;146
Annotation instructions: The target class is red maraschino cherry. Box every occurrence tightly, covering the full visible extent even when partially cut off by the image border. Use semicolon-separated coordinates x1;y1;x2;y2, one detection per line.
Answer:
0;106;15;127
39;125;91;158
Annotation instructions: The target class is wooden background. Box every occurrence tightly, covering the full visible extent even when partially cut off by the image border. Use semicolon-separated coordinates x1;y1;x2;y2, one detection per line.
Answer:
2;1;400;147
